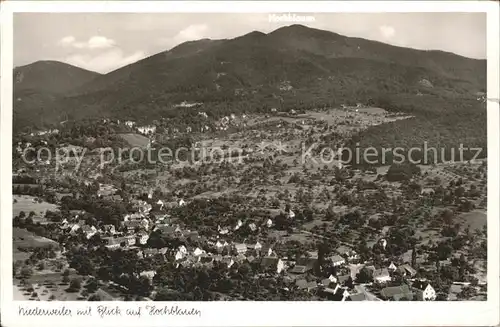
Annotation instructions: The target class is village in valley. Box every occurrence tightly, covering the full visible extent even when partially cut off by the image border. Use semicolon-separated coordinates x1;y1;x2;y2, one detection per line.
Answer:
10;13;489;303
12;103;488;302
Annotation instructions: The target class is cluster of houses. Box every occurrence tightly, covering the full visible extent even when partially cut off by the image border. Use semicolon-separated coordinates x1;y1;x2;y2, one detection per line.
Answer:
119;110;253;137
137;125;157;136
60;216;99;240
56;204;440;302
174;101;203;108
97;183;119;198
117;218;439;302
35;177;445;302
28;128;59;137
51;181;442;302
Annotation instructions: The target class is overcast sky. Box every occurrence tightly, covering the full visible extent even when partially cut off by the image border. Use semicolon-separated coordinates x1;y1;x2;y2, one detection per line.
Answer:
14;13;486;74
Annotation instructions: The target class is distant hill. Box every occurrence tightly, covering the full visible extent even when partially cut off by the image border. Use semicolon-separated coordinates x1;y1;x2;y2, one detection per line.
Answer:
267;25;485;86
343;95;487;166
14;60;100;94
13;24;486;130
13;61;101;129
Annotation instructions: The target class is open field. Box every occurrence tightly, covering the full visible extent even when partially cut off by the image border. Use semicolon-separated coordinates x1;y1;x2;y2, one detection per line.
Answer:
12;265;124;301
246;108;412;132
119;133;150;148
13;228;58;259
13;195;58;220
15;279;86;301
13;283;78;301
458;210;487;232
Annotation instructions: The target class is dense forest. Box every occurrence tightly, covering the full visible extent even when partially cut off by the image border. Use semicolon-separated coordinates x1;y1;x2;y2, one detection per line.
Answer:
342;94;486;166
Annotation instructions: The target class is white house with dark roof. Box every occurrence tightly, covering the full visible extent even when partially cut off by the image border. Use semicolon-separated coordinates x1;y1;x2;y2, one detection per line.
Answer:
218;225;230;235
260;245;273;257
69;223;81;235
331;255;345;267
82;225;98;239
124;220;142;232
139;270;156;280
125;235;136;246
260;257;285;274
340;289;351;301
373;268;391;283
215;240;224;249
124;213;143;221
345;250;359;261
124;120;135;128
234;220;243;230
412;281;436;301
104;237;123;250
179;245;188;254
379;238;387;250
136;233;149;245
175;250;184;261
60;219;70;230
233;243;247;255
193;247;204;256
248;223;257;232
137;125;156;135
141;218;150;230
322;283;349;300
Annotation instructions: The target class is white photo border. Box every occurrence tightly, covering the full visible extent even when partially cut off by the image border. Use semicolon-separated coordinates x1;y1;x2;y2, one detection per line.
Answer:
1;1;499;326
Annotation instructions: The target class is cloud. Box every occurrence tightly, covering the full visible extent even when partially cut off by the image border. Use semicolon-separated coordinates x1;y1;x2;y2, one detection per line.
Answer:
58;35;116;49
87;36;116;49
64;49;146;73
59;36;76;46
175;24;208;42
158;24;210;49
379;25;396;39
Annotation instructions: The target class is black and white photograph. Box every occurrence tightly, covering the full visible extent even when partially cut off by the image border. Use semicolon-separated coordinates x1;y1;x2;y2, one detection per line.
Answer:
1;1;499;326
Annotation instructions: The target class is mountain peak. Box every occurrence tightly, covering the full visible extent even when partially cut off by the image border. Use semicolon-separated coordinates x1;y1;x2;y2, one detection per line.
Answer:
167;38;224;58
13;25;485;130
16;60;69;70
14;60;100;94
277;24;310;31
243;30;266;38
270;24;341;39
16;60;100;74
